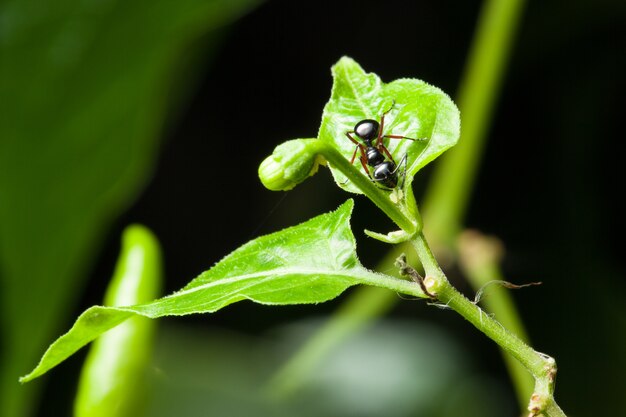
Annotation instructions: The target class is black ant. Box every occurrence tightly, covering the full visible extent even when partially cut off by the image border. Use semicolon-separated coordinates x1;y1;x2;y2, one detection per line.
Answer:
345;103;423;190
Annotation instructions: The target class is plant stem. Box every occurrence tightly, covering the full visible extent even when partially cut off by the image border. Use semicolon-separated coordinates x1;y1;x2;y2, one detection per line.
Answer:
422;0;526;246
544;399;566;417
412;233;564;417
457;230;534;405
309;141;418;233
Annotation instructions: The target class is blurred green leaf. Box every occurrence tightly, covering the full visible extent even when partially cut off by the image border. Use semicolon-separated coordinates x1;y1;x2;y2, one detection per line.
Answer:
144;319;507;417
74;225;162;417
0;0;260;415
319;57;460;194
21;200;427;383
290;320;466;417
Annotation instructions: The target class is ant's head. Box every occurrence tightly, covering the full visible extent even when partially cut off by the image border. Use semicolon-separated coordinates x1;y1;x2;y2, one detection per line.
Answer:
354;119;379;143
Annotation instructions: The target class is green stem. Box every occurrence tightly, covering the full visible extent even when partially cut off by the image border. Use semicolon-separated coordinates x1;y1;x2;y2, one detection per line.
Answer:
457;231;533;405
422;0;526;245
545;399;566;417
309;140;419;233
412;233;564;417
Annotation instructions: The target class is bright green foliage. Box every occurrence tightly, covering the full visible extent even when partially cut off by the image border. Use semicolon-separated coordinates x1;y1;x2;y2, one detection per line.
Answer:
319;57;460;194
21;56;459;385
74;225;162;417
259;58;461;237
0;0;259;415
21;201;426;383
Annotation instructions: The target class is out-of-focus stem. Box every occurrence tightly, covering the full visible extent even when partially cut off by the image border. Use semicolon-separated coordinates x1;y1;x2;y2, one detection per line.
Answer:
412;233;564;417
422;0;526;246
457;230;534;405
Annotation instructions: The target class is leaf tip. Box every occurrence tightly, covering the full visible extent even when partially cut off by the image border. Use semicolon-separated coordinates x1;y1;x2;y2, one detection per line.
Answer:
331;56;363;76
18;368;39;384
336;198;355;216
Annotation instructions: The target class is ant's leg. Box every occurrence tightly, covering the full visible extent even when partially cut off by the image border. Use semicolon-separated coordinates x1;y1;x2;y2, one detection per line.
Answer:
379;143;396;165
377;112;387;144
349;145;359;164
393;154;409;188
383;134;427;142
341;152;371;186
380;135;427;160
346;130;367;166
345;131;360;146
383;99;396;114
376;103;404;162
391;154;408;175
340;146;366;186
378;133;424;166
376;99;396;145
359;154;372;179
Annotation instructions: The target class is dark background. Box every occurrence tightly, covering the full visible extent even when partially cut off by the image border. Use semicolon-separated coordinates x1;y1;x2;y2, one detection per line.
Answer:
13;0;626;415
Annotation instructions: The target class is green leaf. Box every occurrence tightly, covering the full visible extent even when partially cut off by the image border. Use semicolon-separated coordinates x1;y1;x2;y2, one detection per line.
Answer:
318;57;460;194
21;200;427;383
74;225;162;417
0;0;259;415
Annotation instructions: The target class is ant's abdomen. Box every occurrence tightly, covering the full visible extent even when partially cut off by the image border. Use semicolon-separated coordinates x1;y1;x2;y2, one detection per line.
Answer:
373;161;398;188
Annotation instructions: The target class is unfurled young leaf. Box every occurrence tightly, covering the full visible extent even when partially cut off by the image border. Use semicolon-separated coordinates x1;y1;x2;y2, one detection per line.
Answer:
21;200;428;383
319;57;460;194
